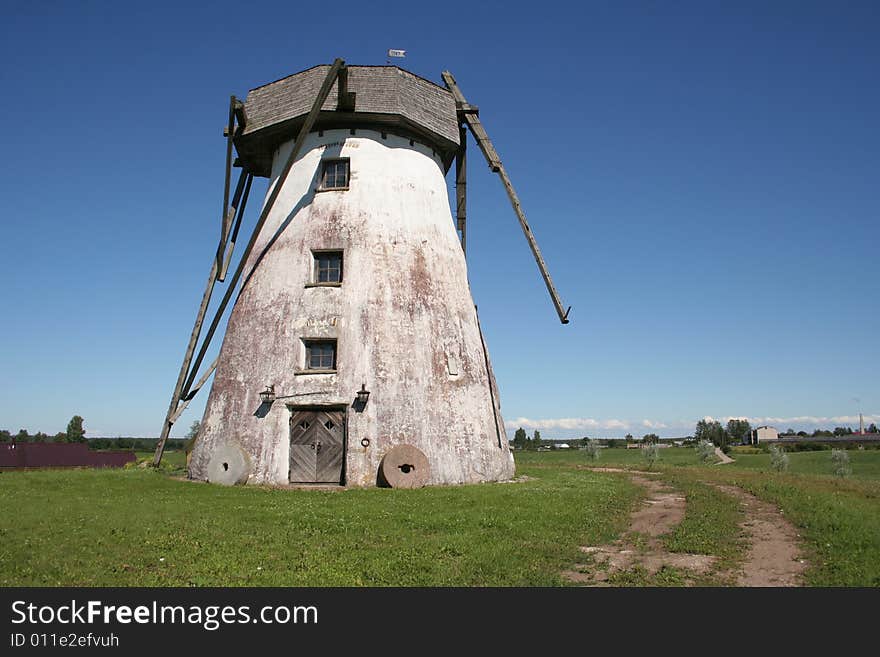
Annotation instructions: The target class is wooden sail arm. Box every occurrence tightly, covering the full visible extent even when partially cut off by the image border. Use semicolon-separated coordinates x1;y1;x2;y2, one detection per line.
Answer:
441;70;571;325
217;97;248;273
171;358;218;425
153;59;347;467
180;57;348;399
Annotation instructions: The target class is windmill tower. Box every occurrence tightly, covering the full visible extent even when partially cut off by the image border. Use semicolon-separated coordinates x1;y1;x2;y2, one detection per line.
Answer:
154;60;569;487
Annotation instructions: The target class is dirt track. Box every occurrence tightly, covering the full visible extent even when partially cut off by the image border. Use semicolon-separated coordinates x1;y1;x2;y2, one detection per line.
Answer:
711;483;806;586
564;469;805;586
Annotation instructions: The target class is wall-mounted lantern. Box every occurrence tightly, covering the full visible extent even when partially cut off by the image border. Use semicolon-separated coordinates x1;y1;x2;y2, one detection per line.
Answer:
356;383;370;406
259;384;276;404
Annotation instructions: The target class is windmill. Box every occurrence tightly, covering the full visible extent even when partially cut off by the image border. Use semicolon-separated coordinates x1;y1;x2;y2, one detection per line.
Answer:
153;59;570;488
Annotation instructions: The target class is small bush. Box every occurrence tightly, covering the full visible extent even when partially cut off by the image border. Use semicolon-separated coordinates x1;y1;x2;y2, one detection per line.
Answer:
731;446;761;454
643;443;660;469
695;440;716;463
784;442;831;452
769;444;789;472
831;449;851;477
584;439;600;461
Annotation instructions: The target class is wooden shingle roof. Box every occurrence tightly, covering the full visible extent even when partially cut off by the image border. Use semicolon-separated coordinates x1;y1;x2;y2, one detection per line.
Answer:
235;64;460;176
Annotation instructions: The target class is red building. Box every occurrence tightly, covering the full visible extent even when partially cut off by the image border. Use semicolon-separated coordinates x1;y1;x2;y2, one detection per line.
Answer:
0;442;135;470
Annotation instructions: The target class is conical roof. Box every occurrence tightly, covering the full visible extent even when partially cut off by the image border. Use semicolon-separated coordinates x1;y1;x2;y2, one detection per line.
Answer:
235;64;460;176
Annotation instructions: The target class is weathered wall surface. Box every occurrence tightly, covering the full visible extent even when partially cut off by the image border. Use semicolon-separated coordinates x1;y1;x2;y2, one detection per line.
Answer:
190;129;514;487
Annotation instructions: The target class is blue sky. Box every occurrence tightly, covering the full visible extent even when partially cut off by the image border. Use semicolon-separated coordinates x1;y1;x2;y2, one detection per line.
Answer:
1;1;877;439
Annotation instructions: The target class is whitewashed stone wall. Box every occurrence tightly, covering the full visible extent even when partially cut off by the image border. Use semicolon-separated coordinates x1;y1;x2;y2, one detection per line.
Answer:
190;129;514;486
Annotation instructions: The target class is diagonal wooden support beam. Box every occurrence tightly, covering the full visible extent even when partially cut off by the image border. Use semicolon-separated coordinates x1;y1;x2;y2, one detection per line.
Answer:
153;242;226;466
233;98;246;133
337;65;356;111
456;124;467;256
154;59;346;466
474;305;504;449
219;172;253;282
177;59;346;416
217;169;248;277
170;358;218;425
442;70;571;325
221;96;237;244
153;173;248;468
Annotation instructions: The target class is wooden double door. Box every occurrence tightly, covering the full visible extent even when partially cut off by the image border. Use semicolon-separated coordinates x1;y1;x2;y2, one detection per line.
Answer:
289;409;346;484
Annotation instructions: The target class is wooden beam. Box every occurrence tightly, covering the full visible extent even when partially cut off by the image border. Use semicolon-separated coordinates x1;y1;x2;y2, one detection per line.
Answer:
219;172;253;282
337;65;356;112
474;305;504;449
179;59;347;402
455;124;467;256
221;96;236;246
442;70;571;325
155;61;346;466
170;358;218;425
153;244;225;466
216;170;247;278
153;169;246;467
233;98;247;134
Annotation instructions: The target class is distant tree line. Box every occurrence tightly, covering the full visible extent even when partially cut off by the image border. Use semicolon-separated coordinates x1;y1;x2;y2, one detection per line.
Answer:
508;418;879;452
510;428;663;449
693;418;879;450
87;437;187;451
787;424;878;437
0;415;87;444
511;427;543;449
694;419;743;449
0;414;187;451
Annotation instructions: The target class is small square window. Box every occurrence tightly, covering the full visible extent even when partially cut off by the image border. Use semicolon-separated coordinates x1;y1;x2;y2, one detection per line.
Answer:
320;159;349;190
313;251;343;284
304;340;337;370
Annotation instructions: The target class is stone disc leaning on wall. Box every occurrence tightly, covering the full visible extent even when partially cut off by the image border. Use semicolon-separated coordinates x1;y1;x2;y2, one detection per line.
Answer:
379;445;430;488
206;441;251;486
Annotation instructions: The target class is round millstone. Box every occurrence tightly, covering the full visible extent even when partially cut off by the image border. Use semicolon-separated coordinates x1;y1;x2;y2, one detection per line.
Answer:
379;445;430;488
206;441;251;486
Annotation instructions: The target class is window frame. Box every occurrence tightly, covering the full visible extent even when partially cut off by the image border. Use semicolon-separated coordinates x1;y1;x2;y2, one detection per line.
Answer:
308;249;343;287
301;339;338;373
317;158;350;192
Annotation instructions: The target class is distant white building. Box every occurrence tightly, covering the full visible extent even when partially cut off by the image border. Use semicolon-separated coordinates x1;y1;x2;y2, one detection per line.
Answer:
749;426;778;444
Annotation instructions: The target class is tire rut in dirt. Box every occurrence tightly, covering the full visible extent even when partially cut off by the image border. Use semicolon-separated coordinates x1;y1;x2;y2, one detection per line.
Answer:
564;471;715;585
710;483;806;587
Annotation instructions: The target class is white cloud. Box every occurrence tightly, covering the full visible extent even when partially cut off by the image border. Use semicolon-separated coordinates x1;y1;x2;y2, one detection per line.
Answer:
504;412;879;438
740;415;878;428
505;417;631;431
699;414;878;428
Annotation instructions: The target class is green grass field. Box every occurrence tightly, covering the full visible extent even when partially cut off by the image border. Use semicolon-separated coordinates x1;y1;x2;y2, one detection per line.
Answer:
135;450;186;470
538;445;880;480
0;459;638;586
724;450;880;479
521;447;880;586
1;447;877;586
